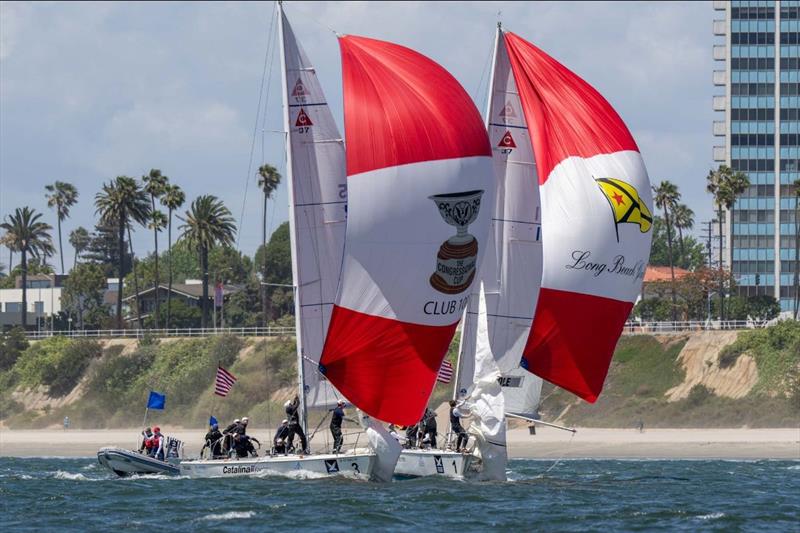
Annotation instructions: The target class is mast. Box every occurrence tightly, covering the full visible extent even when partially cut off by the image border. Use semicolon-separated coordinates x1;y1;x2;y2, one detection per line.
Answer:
278;1;309;438
452;22;502;403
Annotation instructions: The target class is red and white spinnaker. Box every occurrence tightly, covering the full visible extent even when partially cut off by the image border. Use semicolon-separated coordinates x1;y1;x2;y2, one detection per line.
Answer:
504;32;653;402
319;35;494;425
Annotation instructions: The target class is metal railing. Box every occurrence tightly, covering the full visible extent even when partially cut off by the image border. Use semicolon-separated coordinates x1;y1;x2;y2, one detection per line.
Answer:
621;320;768;334
25;326;296;340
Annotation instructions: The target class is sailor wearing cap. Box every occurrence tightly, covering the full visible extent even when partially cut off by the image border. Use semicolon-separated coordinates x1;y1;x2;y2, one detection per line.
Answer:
330;400;346;454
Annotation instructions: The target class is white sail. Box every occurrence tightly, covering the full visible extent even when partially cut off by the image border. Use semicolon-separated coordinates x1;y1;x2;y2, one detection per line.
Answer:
279;6;347;411
462;284;506;481
455;27;543;416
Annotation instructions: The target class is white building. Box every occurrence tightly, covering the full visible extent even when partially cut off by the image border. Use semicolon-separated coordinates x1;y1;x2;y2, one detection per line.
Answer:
0;274;64;328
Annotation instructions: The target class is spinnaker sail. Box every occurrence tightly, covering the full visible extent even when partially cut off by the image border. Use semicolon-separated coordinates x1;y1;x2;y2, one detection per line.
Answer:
320;35;494;425
278;6;347;413
504;32;653;402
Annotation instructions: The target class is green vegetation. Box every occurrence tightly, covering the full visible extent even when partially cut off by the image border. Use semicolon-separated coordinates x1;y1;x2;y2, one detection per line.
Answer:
2;323;798;430
541;322;800;428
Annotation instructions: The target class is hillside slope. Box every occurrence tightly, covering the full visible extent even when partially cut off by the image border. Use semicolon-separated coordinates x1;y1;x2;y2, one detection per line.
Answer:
1;322;798;429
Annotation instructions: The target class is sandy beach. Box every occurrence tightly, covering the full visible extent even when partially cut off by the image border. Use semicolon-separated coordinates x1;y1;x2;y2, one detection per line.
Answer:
1;427;797;459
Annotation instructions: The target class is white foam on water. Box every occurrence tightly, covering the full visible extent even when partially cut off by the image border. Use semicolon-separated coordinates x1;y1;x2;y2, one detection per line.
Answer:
786;465;800;470
53;471;89;481
697;512;725;520
199;511;257;521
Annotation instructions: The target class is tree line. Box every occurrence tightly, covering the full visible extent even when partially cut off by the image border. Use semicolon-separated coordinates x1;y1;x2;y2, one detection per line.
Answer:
1;164;283;330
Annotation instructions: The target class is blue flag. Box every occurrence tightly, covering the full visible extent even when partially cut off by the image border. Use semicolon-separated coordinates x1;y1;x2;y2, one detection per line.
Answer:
147;391;166;410
209;415;218;427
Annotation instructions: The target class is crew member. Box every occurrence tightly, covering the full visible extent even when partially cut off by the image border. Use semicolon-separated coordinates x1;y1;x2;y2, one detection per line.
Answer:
449;400;469;452
233;433;260;458
138;427;154;455
273;419;290;454
285;396;308;453
330;400;346;454
202;423;224;459
222;418;241;456
404;424;418;449
152;427;165;461
237;417;250;435
420;408;437;449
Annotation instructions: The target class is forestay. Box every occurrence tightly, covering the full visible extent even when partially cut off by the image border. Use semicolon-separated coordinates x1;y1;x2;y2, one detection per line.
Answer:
279;8;347;409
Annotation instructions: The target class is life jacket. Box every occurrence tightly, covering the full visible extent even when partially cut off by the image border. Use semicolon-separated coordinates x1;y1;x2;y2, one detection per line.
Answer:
144;436;156;449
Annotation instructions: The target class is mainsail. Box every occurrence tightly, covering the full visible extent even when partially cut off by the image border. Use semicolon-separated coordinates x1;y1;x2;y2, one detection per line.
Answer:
455;27;544;421
504;32;653;402
278;6;347;416
319;35;494;425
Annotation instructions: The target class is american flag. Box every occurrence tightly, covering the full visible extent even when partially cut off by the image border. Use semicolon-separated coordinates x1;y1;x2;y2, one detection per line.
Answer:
214;365;237;397
436;360;454;384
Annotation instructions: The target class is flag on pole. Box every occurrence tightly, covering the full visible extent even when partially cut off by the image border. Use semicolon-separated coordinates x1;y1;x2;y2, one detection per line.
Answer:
147;391;166;410
436;360;454;384
214;365;237;397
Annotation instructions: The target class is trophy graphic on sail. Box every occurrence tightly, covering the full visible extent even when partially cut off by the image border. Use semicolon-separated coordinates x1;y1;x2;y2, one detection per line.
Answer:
429;190;484;294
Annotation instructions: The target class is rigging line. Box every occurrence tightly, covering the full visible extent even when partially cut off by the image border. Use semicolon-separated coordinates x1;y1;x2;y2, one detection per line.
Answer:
533;430;575;479
472;30;495;110
284;2;339;36
237;2;278;250
260;10;280;168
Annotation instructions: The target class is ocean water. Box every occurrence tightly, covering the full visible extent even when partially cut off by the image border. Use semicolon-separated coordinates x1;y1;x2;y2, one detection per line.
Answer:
1;457;798;531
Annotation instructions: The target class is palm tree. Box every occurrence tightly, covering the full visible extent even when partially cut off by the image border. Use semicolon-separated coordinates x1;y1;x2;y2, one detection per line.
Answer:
793;178;800;319
653;181;681;322
68;226;91;270
44;181;78;274
160;184;185;329
143;169;169;328
672;203;695;265
0;231;15;272
178;195;236;329
95;176;151;327
0;208;54;328
707;165;750;320
257;164;282;325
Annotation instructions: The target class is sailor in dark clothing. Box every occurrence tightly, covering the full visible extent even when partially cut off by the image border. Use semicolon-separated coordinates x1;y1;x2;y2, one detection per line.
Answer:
273;419;290;454
404;424;418;448
222;418;241;456
449;400;469;452
237;417;250;435
202;423;224;459
420;408;437;449
330;400;346;454
284;396;308;453
232;433;260;458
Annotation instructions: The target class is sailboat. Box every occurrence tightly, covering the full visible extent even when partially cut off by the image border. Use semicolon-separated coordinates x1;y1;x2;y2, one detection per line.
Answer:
398;24;653;479
181;4;390;481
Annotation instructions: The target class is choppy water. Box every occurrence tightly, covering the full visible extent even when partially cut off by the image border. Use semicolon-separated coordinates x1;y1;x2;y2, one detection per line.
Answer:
1;457;798;531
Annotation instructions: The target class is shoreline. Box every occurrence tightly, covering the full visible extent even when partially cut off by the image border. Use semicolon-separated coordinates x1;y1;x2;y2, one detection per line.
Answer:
1;427;798;460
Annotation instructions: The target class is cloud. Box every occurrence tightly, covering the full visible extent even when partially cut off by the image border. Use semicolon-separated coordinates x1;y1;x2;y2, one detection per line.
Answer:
0;1;717;266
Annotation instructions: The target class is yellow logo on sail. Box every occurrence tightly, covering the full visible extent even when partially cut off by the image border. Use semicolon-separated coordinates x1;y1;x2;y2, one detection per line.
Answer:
595;177;652;241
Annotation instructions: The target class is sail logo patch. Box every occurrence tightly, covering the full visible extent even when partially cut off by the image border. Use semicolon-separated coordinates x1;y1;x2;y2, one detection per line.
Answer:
428;190;484;295
595;177;652;242
295;108;313;127
497;131;516;152
434;455;444;474
324;459;340;473
292;78;309;101
499;102;516;118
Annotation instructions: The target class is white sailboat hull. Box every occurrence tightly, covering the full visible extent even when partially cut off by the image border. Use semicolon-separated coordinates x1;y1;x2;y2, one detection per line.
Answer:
394;449;474;479
180;451;375;480
97;447;181;476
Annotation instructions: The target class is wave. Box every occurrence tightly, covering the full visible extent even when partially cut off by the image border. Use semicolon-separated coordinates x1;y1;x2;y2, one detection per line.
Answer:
199;511;257;521
697;512;725;520
53;471;89;481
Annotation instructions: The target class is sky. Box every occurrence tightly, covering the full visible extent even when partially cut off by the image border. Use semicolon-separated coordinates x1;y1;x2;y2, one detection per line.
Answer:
0;1;718;271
